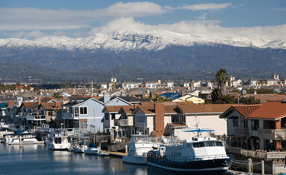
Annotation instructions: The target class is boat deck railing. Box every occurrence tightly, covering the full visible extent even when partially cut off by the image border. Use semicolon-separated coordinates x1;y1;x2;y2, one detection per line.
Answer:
164;154;228;162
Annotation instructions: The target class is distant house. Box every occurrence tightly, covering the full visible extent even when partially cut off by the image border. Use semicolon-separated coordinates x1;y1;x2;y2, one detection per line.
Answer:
122;82;140;89
145;81;159;88
266;79;278;86
167;81;175;88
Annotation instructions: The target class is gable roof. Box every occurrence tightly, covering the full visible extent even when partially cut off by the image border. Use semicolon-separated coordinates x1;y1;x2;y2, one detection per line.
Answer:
104;97;132;106
247;101;286;119
103;106;124;113
220;105;261;118
119;105;135;115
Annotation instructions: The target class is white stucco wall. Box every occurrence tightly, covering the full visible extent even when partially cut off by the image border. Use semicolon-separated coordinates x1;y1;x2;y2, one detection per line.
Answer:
186;114;227;136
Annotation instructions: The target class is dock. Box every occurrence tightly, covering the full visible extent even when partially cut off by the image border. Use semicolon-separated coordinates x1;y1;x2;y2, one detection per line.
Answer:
101;150;127;158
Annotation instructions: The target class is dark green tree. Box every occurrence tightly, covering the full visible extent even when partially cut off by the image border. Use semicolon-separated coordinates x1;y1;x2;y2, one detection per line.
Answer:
215;69;228;96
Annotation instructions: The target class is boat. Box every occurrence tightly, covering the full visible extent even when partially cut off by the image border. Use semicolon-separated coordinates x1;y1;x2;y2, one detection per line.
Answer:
146;123;231;173
4;133;44;145
74;142;88;153
123;134;158;165
84;144;99;155
46;132;71;150
0;130;14;142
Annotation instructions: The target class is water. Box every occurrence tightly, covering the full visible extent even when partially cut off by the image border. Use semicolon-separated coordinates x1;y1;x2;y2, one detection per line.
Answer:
0;144;149;175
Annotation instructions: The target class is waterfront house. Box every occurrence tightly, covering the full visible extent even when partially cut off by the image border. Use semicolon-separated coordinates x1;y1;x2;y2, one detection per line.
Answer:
131;102;232;139
61;97;105;131
219;101;286;151
18;101;45;129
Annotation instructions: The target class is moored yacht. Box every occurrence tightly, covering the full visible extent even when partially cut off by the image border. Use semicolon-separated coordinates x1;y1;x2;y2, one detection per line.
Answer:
147;124;230;173
46;132;71;150
123;134;158;165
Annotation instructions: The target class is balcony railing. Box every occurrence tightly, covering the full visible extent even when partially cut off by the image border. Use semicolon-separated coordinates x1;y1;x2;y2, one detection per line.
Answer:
26;114;46;121
114;119;129;126
234;127;249;137
258;129;286;140
62;113;79;120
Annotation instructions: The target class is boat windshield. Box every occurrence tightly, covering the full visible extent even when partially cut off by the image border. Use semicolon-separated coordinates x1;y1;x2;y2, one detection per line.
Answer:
193;141;223;148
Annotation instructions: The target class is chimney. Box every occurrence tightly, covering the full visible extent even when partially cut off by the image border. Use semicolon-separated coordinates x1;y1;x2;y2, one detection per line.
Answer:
38;97;41;105
154;103;165;138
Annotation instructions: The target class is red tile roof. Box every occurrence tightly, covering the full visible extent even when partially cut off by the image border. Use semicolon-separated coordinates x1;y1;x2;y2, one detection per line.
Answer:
232;105;261;118
23;102;37;108
40;103;59;110
178;104;234;114
247;101;286;119
120;106;135;114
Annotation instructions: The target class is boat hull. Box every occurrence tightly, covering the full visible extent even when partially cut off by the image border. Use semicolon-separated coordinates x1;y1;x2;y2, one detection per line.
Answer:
46;142;70;150
147;157;230;173
123;155;147;165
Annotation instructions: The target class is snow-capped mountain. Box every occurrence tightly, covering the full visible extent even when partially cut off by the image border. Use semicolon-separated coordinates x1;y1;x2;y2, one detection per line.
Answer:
0;31;286;52
0;31;286;81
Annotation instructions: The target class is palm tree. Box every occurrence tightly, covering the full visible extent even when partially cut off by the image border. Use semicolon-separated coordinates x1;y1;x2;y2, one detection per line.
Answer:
215;69;228;96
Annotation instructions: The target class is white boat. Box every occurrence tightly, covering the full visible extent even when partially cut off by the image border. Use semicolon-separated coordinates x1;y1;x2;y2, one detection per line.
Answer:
4;134;44;145
147;123;231;173
46;133;71;150
74;144;88;153
123;134;158;165
0;130;14;142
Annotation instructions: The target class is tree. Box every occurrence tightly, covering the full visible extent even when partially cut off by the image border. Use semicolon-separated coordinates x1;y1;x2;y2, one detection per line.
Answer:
189;79;194;88
211;79;217;88
65;82;70;88
215;69;228;96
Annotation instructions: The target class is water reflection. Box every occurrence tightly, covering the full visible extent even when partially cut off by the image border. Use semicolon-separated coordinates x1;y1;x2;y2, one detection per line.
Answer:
0;144;155;175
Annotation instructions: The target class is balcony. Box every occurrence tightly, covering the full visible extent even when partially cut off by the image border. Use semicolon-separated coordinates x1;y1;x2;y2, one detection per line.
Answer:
62;113;79;120
114;119;129;126
258;129;286;140
234;127;249;137
26;114;46;121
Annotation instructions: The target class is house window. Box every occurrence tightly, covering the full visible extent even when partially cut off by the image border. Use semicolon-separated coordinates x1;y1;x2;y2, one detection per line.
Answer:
233;118;238;127
136;116;145;123
112;114;115;120
105;113;109;120
80;107;87;114
251;120;259;130
171;115;180;123
48;111;53;116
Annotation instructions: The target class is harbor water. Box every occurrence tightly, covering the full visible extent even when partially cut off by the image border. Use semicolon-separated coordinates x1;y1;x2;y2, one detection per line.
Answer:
0;144;229;175
0;144;149;175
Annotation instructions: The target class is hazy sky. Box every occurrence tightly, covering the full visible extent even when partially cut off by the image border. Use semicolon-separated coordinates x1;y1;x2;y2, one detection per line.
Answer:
0;0;285;39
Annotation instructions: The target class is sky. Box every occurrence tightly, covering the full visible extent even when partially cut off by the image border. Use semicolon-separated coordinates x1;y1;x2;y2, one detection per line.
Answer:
0;0;285;39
